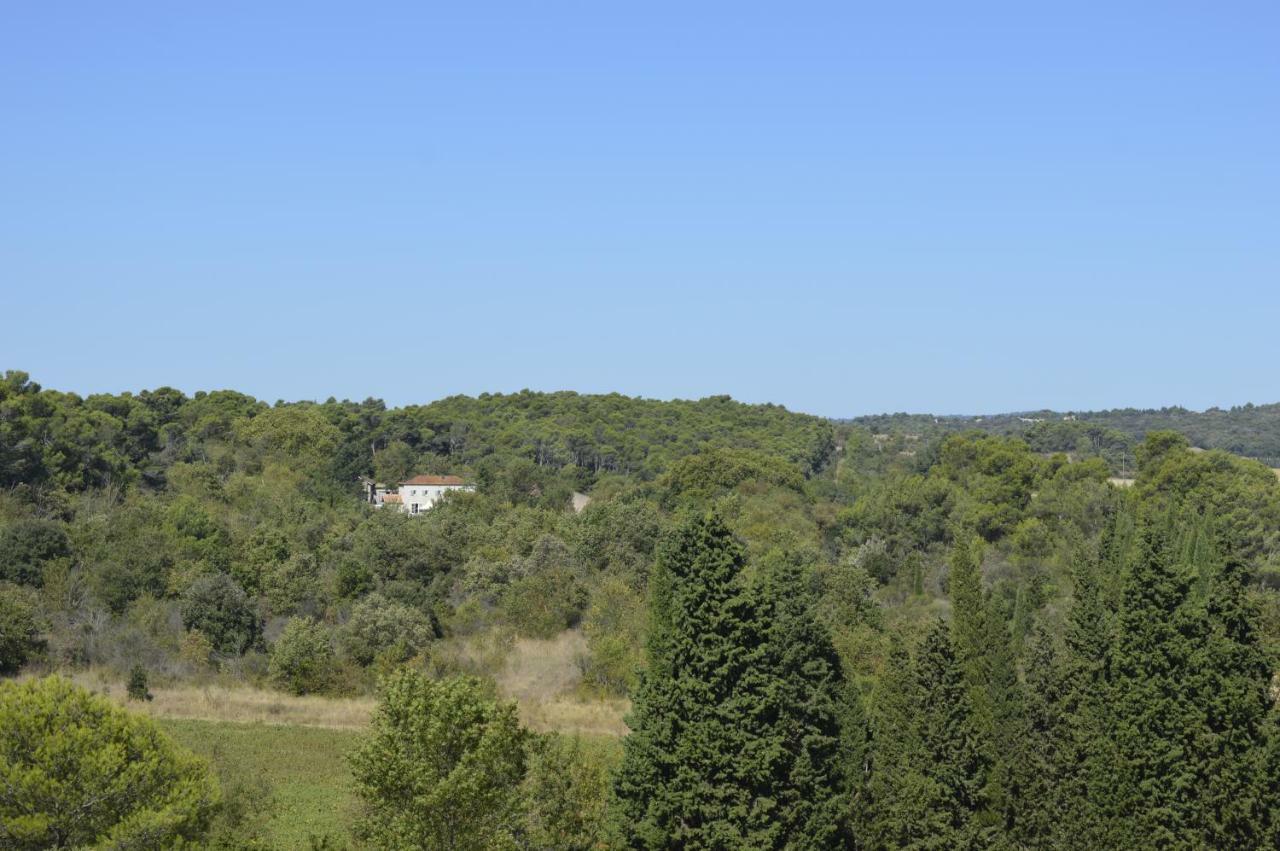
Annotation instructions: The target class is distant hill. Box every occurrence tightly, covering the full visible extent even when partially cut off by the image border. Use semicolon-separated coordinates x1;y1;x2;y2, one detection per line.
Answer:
847;403;1280;468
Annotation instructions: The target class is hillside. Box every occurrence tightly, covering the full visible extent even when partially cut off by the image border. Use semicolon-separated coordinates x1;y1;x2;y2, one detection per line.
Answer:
849;402;1280;468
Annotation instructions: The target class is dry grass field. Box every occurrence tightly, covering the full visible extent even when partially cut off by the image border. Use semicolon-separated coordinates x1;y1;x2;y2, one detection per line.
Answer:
44;628;630;736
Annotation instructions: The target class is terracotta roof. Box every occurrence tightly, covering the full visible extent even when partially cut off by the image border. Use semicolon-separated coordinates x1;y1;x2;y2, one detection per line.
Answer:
382;493;402;504
399;475;466;486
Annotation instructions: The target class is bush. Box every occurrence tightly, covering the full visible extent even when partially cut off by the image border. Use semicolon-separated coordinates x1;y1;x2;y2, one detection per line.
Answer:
127;664;153;701
0;676;219;848
268;617;335;695
581;577;645;694
351;672;527;850
180;628;216;672
0;584;44;674
0;519;70;586
501;567;588;639
522;734;611;850
339;593;435;666
180;573;261;655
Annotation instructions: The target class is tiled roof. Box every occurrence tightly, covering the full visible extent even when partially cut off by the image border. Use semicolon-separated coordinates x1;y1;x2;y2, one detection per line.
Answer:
399;475;466;486
382;493;402;504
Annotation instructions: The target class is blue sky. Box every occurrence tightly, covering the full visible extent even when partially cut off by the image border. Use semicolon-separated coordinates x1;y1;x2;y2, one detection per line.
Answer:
2;2;1277;417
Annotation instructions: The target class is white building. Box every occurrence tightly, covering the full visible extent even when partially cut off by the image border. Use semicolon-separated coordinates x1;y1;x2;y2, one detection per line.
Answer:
392;475;473;515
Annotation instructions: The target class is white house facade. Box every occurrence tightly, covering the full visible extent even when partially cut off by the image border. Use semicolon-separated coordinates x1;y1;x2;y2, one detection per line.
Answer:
393;475;473;514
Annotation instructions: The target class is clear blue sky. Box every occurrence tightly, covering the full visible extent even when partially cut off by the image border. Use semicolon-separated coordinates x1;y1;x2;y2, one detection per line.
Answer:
3;3;1278;417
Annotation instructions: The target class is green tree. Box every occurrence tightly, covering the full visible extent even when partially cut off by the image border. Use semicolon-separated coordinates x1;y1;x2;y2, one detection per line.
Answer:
180;573;261;655
863;638;932;850
613;512;847;849
0;584;44;674
269;617;335;695
339;592;435;665
350;671;528;850
0;676;219;849
127;664;153;701
1188;549;1276;845
914;619;987;849
0;519;70;586
1104;525;1204;847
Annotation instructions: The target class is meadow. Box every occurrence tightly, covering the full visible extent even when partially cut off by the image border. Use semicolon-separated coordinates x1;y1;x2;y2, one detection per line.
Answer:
161;718;362;847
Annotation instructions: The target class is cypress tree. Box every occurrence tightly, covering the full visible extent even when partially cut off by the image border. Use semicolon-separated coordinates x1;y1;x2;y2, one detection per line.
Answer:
1189;548;1275;846
914;619;986;850
750;556;851;848
612;512;847;849
947;533;987;688
1106;524;1203;849
1013;628;1069;850
864;638;935;850
1058;537;1118;849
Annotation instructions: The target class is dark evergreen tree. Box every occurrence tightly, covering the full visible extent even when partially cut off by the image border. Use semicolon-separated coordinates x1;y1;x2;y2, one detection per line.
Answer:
864;638;934;850
1188;548;1276;846
1013;629;1069;850
612;512;847;849
1105;524;1204;848
914;620;986;850
1057;536;1118;849
748;556;852;848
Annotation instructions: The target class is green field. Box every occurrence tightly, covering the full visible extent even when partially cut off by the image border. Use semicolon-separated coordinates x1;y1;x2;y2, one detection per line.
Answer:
159;719;362;847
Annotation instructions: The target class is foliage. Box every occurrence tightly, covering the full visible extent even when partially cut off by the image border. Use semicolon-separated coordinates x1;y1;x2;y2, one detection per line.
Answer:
521;733;612;850
181;572;261;655
0;675;219;849
0;518;70;586
0;583;44;674
339;592;435;665
614;512;848;848
127;663;153;701
350;671;528;850
269;617;336;696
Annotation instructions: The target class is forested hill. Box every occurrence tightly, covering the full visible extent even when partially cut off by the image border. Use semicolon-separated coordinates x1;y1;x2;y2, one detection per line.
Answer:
0;372;835;494
850;402;1280;468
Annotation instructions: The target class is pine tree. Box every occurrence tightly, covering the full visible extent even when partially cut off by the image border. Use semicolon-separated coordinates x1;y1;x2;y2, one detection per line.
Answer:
612;512;847;849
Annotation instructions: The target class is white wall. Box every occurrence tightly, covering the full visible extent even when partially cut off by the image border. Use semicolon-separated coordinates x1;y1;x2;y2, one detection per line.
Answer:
398;484;473;514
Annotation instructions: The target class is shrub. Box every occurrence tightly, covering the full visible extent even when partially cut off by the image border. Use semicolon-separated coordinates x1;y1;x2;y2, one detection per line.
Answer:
0;584;44;674
581;576;645;694
180;629;216;672
522;733;611;850
180;573;261;655
501;567;588;639
126;664;152;701
0;519;70;586
0;676;219;848
268;617;335;695
339;593;435;666
351;672;527;850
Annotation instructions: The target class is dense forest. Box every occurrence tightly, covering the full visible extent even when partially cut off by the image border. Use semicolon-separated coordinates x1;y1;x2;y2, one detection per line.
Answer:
853;402;1280;469
4;369;1280;849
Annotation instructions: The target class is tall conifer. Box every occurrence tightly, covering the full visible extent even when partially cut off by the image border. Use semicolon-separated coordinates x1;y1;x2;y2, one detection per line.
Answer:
613;512;847;849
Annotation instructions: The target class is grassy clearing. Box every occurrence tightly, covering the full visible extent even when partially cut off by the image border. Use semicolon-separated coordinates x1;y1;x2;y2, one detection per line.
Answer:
33;628;631;737
159;718;362;848
41;669;375;728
